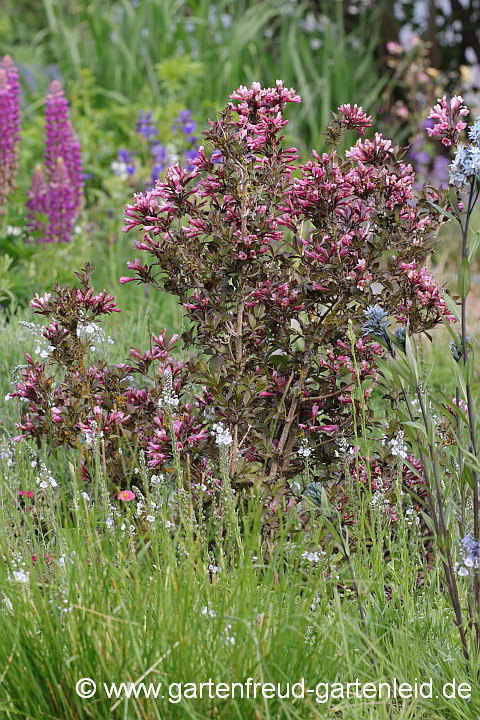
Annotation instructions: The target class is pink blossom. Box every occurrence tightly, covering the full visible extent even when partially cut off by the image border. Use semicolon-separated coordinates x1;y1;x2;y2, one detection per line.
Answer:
118;490;136;501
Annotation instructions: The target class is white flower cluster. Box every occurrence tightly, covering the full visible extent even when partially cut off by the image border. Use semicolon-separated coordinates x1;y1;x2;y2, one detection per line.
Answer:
18;321;55;359
82;420;103;448
212;422;232;446
8;557;29;584
297;438;312;458
201;603;235;646
201;604;216;618
0;438;14;468
450;143;480;186
159;368;180;409
383;430;408;460
77;322;114;353
405;508;420;526
302;549;326;564
334;438;354;458
34;458;59;489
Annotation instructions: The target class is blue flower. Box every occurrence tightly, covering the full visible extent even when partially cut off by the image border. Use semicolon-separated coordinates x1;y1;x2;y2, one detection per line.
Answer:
468;116;480;145
449;337;470;362
363;305;389;339
184;148;199;171
304;482;323;508
449;143;480;187
394;327;406;352
136;110;157;140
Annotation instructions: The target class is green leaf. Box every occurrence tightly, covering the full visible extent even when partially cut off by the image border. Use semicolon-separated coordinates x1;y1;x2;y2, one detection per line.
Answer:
441;290;461;323
451;360;467;401
420;511;436;534
426;200;457;223
465;351;475;386
405;330;418;383
468;231;480;263
448;187;459;215
457;257;470;299
402;420;428;439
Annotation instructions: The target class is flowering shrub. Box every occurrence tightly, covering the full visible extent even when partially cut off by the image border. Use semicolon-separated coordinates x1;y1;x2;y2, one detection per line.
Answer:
8;265;219;500
26;81;84;243
120;81;455;492
8;83;459;534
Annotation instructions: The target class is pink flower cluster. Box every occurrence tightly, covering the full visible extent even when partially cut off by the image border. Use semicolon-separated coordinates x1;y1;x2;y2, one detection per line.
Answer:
0;56;20;213
228;80;301;151
396;260;456;327
337;103;373;136
425;95;469;148
26;81;84;243
345;133;394;165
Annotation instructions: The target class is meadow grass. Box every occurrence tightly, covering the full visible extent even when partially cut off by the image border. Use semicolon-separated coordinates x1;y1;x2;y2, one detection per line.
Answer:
0;432;479;720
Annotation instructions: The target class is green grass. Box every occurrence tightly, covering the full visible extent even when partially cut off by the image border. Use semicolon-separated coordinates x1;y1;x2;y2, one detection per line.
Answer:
0;435;479;720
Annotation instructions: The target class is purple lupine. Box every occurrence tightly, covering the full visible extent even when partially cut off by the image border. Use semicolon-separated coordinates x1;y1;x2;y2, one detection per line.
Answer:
0;56;21;213
45;157;74;243
25;165;48;240
44;81;71;184
2;56;21;144
63;121;83;211
26;80;84;242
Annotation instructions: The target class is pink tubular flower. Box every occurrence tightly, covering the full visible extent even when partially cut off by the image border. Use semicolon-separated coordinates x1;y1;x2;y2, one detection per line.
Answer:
345;133;394;164
425;95;469;148
337;104;372;135
118;490;136;501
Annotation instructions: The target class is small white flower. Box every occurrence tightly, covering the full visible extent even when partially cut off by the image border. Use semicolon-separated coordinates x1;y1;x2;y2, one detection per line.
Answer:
458;566;469;576
31;461;37;468
10;569;29;583
464;556;474;568
5;393;12;401
81;492;90;500
49;477;58;487
39;480;48;489
145;515;155;523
